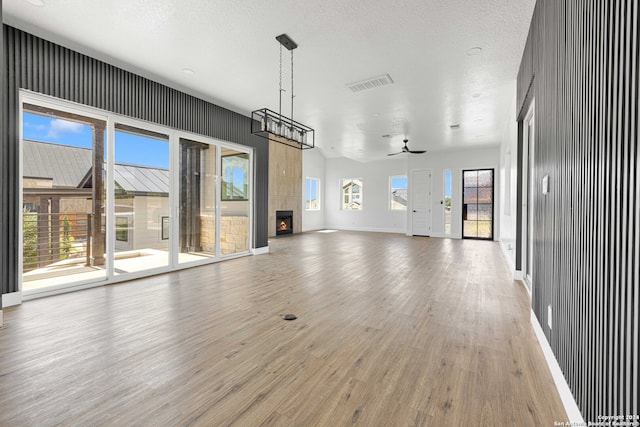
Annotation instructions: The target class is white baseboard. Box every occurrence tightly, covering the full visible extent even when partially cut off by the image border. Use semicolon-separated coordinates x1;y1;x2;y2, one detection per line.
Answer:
251;246;269;255
530;311;584;424
2;291;23;308
499;240;516;270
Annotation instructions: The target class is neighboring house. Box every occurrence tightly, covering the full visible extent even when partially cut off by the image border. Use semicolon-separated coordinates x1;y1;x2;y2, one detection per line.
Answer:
341;179;362;210
22;139;169;266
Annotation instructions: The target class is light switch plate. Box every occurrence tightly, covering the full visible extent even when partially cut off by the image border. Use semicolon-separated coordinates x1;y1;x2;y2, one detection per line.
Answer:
547;304;552;329
542;174;549;195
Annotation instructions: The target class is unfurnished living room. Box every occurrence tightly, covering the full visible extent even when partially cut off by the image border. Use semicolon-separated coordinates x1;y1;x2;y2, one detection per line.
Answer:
0;0;637;426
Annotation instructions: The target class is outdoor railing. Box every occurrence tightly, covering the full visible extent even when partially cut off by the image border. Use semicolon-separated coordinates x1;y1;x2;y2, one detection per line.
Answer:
23;212;91;272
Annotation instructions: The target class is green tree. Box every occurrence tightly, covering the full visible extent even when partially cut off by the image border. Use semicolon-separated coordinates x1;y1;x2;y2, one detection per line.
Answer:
23;210;38;271
59;214;74;260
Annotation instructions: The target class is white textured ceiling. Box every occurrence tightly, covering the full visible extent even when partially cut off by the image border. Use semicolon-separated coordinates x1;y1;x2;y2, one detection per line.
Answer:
3;0;535;162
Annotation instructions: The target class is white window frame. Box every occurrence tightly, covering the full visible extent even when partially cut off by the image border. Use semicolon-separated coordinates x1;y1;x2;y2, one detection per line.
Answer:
305;177;321;211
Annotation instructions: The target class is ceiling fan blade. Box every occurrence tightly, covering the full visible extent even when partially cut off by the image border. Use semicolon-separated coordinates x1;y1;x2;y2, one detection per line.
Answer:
408;150;426;154
387;152;402;156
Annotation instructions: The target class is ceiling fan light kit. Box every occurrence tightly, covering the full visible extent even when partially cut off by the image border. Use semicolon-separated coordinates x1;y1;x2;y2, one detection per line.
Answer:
251;33;315;150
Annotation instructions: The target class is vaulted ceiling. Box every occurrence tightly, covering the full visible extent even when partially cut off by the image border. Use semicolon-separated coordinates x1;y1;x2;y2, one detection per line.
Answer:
4;0;535;162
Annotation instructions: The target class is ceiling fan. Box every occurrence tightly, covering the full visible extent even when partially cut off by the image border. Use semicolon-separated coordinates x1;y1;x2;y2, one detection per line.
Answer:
387;139;426;156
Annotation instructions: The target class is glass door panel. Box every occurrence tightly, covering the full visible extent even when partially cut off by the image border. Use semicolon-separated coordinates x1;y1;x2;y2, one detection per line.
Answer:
220;147;250;255
179;138;217;263
462;169;494;240
113;123;170;274
21;104;107;291
444;169;452;235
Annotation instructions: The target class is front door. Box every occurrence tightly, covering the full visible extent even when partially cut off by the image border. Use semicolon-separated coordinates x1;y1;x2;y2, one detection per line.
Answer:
410;169;432;236
462;169;494;240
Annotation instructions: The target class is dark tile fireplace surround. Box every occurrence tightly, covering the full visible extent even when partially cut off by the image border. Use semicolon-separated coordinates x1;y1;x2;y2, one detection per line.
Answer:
276;210;293;236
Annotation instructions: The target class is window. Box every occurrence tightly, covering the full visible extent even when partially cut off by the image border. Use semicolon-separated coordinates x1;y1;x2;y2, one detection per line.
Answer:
116;217;129;242
305;177;320;210
221;153;249;201
444;169;452;235
341;178;363;210
390;175;407;210
161;216;169;240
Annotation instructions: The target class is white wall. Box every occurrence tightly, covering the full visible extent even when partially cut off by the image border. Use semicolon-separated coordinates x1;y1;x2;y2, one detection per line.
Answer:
406;147;500;239
324;157;408;233
133;195;170;250
499;94;519;270
301;145;501;238
301;148;326;232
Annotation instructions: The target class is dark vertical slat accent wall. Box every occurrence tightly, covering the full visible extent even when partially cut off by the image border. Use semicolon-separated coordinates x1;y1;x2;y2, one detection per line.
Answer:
516;0;638;421
0;1;4;310
1;26;269;296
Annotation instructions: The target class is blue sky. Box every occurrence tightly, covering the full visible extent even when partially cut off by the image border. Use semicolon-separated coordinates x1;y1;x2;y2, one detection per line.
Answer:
23;112;169;168
306;178;318;201
444;170;452;197
391;176;407;190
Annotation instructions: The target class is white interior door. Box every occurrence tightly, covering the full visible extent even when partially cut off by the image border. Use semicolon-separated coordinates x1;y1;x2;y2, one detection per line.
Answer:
411;169;432;236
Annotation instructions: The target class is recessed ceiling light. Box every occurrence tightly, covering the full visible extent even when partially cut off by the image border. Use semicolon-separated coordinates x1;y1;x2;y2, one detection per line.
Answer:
25;0;45;6
182;68;195;75
471;92;482;98
466;47;483;56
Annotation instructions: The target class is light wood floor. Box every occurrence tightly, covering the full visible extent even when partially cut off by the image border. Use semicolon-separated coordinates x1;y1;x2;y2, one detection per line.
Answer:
0;231;567;426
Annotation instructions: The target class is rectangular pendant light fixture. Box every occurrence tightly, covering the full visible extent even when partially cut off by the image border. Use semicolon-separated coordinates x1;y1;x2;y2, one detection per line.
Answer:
251;34;315;150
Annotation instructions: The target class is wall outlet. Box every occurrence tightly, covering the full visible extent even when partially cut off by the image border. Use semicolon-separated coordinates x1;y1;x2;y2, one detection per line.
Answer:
547;304;552;329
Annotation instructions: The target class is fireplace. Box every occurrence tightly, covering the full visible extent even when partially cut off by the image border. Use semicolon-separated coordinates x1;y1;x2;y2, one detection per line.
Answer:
276;210;293;236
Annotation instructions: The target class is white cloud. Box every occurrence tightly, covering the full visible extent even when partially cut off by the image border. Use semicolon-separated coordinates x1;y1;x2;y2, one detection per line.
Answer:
24;122;46;132
46;119;84;139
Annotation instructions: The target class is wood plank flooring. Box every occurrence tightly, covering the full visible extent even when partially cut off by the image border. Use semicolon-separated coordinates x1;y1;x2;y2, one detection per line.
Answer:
0;231;567;426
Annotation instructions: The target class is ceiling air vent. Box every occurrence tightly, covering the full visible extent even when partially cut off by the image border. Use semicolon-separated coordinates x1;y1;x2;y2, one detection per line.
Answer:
449;124;461;130
347;74;394;93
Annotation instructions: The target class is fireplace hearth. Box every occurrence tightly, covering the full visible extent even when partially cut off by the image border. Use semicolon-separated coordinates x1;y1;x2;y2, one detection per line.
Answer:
276;210;293;236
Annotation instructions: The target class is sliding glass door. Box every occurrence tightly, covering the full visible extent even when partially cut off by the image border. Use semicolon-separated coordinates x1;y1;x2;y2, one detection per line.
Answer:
20;93;254;296
220;147;250;255
179;137;217;263
113;123;170;275
21;104;108;291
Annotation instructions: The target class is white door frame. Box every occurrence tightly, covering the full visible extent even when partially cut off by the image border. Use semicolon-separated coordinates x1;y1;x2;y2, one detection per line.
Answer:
522;100;535;290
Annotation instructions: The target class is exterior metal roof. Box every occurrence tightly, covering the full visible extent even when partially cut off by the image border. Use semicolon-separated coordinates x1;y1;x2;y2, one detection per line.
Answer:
114;164;169;195
24;140;169;194
23;139;92;188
